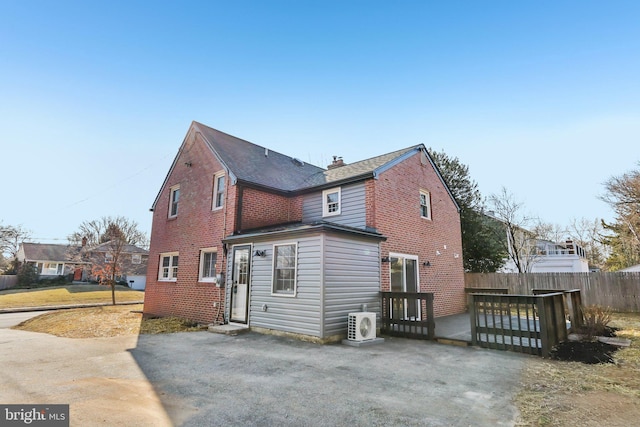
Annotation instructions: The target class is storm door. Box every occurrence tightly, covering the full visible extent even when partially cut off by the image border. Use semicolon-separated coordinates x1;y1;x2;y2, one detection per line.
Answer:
230;245;251;324
390;254;420;320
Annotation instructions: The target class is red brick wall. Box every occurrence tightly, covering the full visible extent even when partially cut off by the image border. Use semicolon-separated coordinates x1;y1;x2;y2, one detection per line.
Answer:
144;133;306;324
240;189;303;230
372;151;466;317
144;132;237;324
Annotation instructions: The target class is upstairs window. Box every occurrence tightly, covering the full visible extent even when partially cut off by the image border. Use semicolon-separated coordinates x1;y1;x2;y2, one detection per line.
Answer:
322;187;341;217
105;252;114;263
131;254;142;264
159;252;179;281
169;185;180;218
272;243;297;295
213;172;225;210
420;190;431;220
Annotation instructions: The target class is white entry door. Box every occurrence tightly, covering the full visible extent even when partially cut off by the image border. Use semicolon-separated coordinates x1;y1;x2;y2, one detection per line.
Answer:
230;245;251;324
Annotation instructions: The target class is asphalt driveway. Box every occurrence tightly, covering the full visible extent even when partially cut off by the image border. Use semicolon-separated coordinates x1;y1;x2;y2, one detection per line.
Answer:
1;314;527;426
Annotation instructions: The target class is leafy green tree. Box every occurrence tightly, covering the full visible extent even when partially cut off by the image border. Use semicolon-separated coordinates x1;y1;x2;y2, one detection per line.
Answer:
429;149;506;272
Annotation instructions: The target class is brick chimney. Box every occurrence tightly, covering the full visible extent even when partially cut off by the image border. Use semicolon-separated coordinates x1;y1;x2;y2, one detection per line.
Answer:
82;236;87;247
328;156;346;169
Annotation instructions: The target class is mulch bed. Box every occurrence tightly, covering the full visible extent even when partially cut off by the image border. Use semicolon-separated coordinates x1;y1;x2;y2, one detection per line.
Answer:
549;327;621;364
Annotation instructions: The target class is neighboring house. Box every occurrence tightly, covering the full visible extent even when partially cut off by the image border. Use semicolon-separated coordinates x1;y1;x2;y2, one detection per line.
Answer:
619;264;640;272
16;241;149;288
17;243;86;279
501;238;590;273
84;241;150;290
144;121;465;342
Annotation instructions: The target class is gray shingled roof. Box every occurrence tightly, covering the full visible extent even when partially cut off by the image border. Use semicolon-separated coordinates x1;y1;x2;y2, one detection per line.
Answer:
195;122;325;192
298;146;420;189
89;241;149;254
194;122;421;193
21;243;83;263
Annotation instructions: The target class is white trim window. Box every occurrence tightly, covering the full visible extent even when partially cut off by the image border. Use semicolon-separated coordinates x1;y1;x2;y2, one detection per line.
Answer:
105;252;114;263
272;243;297;296
159;252;179;281
169;185;180;218
199;249;218;282
212;172;225;210
322;187;341;217
131;254;142;264
42;262;64;275
420;190;431;220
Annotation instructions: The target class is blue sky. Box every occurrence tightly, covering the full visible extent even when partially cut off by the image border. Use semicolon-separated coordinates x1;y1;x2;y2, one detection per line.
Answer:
1;1;639;243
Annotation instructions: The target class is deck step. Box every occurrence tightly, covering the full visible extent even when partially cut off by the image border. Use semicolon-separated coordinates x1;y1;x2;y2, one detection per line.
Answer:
435;337;472;347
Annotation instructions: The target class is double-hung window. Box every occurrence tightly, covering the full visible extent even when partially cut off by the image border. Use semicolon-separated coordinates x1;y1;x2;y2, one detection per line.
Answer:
169;185;180;218
420;190;431;220
212;172;225;210
159;252;179;281
199;249;218;282
272;243;297;295
322;187;341;217
131;254;142;264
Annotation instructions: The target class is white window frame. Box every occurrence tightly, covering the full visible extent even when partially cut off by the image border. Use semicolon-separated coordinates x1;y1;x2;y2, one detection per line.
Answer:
322;187;341;217
105;252;114;263
42;262;63;275
169;185;180;218
159;252;179;281
271;242;298;297
131;254;142;264
199;248;218;282
212;172;226;210
420;190;431;220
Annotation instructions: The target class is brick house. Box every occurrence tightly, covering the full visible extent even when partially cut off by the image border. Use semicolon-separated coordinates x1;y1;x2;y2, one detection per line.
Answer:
144;121;465;341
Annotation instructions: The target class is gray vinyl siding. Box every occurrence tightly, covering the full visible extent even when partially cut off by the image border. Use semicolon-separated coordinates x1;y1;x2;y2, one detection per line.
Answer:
248;235;323;337
302;182;366;228
323;235;381;337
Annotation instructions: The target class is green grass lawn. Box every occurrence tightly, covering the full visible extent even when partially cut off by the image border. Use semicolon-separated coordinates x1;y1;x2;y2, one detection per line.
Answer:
0;284;144;309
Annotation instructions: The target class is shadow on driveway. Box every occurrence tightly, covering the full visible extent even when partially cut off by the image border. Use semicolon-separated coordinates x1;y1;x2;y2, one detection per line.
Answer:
129;331;527;426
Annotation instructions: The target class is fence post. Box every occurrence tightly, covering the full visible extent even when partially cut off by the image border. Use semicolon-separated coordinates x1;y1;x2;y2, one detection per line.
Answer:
536;296;551;357
568;290;584;331
469;294;478;346
427;293;435;340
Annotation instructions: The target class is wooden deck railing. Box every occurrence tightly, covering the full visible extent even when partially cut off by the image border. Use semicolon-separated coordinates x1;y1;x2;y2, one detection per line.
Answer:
380;292;435;340
468;292;571;357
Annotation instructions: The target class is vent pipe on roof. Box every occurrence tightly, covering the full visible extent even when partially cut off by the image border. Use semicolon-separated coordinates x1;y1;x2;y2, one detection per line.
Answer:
265;148;269;157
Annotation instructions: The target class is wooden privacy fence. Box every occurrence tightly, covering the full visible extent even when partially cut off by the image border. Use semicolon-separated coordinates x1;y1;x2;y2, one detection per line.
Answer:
466;272;640;312
380;292;435;340
468;291;574;357
0;275;18;290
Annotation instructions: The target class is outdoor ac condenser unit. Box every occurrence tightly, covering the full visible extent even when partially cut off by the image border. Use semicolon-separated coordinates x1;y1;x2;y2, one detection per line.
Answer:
347;312;376;341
